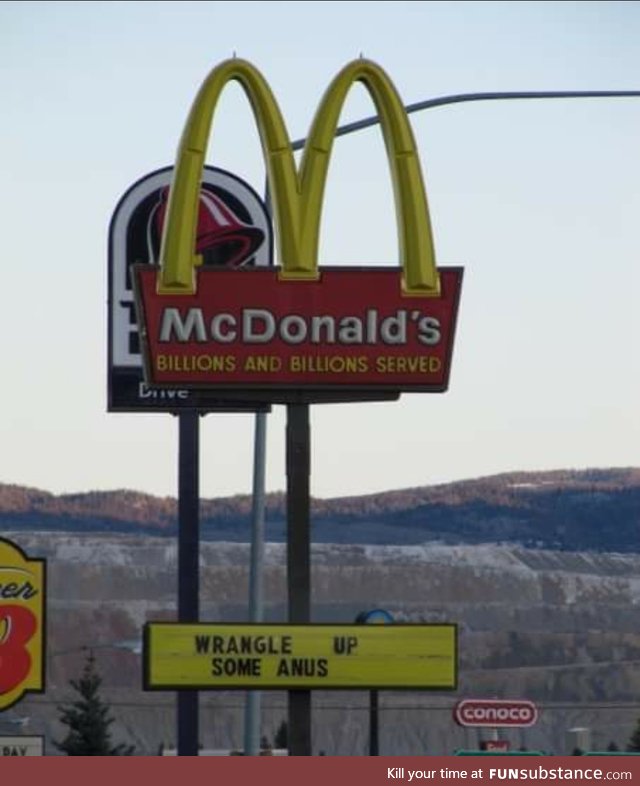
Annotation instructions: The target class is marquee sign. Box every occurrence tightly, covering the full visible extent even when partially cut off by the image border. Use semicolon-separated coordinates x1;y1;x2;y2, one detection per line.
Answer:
134;58;463;400
144;623;457;690
0;539;46;710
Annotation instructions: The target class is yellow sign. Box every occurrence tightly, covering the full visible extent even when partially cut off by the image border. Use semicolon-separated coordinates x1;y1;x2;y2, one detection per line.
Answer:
0;538;46;710
157;58;440;297
144;623;457;690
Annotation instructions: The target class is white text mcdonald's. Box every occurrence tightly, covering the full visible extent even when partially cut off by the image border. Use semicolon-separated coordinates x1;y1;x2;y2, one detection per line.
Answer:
135;266;462;392
134;58;463;398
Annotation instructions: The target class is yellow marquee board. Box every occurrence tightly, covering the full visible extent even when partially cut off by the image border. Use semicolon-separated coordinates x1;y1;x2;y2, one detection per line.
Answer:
144;623;457;690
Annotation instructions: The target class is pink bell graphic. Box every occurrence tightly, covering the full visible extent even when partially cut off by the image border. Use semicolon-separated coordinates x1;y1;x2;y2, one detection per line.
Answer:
149;186;265;268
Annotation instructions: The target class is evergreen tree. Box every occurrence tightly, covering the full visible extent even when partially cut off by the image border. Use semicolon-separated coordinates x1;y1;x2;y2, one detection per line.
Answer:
274;719;288;750
54;650;134;756
628;718;640;752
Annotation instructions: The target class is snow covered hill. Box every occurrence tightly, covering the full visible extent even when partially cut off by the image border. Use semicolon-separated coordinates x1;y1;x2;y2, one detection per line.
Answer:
6;532;640;755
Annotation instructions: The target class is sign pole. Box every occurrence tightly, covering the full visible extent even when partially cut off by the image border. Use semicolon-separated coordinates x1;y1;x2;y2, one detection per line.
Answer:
243;410;268;755
286;403;312;756
242;184;272;757
177;411;200;756
355;608;394;755
369;689;379;755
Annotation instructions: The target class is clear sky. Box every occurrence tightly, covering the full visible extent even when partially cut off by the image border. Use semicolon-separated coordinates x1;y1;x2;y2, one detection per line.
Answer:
1;1;638;500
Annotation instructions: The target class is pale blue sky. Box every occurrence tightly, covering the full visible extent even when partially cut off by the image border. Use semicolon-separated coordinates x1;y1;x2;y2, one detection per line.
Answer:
1;1;639;499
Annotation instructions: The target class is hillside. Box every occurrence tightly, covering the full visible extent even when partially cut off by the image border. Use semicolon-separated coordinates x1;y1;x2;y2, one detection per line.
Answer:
1;467;639;551
4;468;639;754
7;534;640;755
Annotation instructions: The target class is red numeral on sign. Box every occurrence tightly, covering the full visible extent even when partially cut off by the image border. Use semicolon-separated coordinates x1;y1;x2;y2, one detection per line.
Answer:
0;605;37;694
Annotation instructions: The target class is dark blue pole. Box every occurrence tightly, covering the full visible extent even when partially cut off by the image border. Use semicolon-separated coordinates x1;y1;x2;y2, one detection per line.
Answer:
177;411;200;756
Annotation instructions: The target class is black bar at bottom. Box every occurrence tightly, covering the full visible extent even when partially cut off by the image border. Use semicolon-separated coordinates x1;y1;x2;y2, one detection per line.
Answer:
177;412;200;756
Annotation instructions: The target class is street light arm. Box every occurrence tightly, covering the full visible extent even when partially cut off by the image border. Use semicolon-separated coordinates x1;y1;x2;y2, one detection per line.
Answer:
291;89;640;150
252;81;640;759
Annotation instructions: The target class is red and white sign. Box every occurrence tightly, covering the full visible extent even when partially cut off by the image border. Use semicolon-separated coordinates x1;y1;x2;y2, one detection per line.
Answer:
481;740;510;752
453;699;539;728
134;266;463;396
108;165;273;412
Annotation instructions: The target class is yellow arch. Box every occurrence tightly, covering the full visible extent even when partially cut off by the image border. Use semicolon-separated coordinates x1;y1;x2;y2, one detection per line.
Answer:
158;58;440;297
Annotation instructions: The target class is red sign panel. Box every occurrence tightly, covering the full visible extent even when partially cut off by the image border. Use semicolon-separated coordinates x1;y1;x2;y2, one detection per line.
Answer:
134;266;462;396
453;699;539;728
481;740;511;752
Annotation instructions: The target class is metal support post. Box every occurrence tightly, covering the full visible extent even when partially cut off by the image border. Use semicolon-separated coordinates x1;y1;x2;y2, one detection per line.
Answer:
286;403;312;756
369;690;379;755
177;411;200;756
243;410;268;755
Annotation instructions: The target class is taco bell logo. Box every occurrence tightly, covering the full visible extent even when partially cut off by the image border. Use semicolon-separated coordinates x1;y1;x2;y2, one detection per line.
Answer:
109;166;272;369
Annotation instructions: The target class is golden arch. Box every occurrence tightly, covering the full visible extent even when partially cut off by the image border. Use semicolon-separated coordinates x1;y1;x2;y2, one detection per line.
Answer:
158;58;440;297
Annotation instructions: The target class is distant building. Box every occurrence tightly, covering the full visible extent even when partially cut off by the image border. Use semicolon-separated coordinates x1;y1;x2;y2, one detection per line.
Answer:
159;744;288;756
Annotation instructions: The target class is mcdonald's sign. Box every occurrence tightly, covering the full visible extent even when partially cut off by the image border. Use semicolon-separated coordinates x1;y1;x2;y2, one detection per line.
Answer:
134;59;463;399
0;538;46;711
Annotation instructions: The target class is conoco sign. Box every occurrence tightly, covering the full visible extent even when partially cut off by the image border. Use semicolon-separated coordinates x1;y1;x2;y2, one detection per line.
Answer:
453;699;539;728
134;58;463;400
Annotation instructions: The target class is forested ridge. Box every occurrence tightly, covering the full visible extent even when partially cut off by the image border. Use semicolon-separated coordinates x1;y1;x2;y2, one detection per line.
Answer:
1;467;638;551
